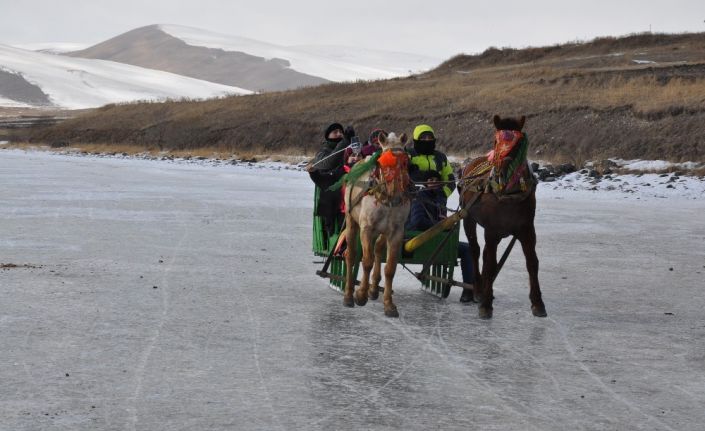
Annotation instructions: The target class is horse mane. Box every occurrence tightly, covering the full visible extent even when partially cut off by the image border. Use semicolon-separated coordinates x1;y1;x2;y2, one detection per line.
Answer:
493;115;525;131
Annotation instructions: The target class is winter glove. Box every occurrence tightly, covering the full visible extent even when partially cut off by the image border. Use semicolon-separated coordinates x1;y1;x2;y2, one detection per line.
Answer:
344;126;356;140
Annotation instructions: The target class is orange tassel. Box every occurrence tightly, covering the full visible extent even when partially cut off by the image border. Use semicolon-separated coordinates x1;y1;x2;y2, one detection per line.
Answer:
377;149;397;168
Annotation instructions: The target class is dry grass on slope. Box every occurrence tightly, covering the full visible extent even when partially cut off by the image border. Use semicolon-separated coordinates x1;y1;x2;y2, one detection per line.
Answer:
24;32;705;163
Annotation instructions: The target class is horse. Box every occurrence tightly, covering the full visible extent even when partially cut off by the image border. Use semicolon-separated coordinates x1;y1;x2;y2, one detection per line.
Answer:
342;132;411;317
459;115;547;319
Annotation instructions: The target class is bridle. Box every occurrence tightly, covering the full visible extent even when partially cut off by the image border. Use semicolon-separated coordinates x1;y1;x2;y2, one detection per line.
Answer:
370;148;412;207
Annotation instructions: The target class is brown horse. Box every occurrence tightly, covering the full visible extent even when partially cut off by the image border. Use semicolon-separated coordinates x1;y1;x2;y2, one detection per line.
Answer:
459;115;547;319
343;133;411;317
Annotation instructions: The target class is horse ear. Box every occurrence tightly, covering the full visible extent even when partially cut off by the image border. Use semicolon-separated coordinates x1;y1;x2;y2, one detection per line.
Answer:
400;133;408;145
518;115;526;130
493;115;501;129
378;132;387;145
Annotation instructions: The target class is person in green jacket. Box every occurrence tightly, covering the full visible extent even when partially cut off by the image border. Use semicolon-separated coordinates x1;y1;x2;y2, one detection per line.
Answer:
405;125;475;299
405;124;456;230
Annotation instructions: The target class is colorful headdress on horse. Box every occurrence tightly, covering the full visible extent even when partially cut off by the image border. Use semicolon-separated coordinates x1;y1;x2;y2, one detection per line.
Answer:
373;149;410;203
487;130;530;193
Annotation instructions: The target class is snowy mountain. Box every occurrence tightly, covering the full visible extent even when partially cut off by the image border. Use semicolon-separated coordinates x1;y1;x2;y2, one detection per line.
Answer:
69;24;442;92
158;24;442;82
0;43;251;109
1;24;442;109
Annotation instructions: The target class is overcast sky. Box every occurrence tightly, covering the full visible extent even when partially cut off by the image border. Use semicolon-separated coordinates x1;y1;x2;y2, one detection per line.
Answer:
1;0;703;58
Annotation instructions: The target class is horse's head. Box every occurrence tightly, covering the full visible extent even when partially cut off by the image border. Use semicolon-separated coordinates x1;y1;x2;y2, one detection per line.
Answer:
378;132;408;150
491;115;526;169
374;132;411;204
493;115;525;132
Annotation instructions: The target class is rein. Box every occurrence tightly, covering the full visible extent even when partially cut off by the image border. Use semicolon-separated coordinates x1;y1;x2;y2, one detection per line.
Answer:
344;148;412;212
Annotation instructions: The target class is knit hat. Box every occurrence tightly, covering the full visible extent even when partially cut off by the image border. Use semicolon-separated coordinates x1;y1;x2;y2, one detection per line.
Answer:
324;123;344;140
412;124;436;155
413;124;435;140
368;128;388;145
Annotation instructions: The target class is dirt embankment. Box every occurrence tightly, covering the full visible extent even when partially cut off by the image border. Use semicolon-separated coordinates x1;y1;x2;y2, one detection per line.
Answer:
13;32;705;163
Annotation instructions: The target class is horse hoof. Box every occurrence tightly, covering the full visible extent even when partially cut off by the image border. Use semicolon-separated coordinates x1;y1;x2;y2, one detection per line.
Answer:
369;288;379;301
478;307;493;319
343;296;354;308
354;294;368;307
459;291;476;304
384;306;399;318
532;305;547;317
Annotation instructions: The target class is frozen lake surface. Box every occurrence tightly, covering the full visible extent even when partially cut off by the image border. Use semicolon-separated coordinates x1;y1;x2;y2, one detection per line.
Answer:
1;150;704;430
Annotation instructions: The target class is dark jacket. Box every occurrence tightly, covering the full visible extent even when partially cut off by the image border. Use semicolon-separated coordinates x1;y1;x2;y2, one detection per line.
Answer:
310;139;348;227
311;139;349;172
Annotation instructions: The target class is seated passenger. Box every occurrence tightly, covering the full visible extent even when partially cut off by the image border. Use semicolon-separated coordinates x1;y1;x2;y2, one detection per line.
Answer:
405;124;455;231
308;122;354;237
405;124;475;297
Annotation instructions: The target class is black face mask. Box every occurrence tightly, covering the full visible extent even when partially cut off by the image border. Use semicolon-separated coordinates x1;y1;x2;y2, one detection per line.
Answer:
414;139;436;155
328;137;343;144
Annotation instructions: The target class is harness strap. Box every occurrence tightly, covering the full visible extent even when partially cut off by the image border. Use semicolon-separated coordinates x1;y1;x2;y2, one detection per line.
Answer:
347;179;373;212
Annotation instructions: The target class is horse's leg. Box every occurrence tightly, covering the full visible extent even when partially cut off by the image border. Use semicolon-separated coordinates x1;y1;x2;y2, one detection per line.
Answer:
369;235;385;301
460;217;481;303
382;231;403;318
478;232;500;319
343;216;358;308
519;225;547;317
354;228;375;307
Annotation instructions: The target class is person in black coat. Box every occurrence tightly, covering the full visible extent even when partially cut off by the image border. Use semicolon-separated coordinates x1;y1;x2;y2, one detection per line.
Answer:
308;123;355;237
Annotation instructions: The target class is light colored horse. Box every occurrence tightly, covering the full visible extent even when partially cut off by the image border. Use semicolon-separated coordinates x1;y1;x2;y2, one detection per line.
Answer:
343;133;411;317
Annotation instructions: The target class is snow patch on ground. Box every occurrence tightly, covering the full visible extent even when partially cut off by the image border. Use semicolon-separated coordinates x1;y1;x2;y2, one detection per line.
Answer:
537;171;704;201
611;158;703;171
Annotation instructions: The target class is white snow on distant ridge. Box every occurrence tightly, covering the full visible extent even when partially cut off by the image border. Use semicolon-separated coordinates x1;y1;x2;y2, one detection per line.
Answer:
10;42;90;54
0;95;32;108
159;24;442;82
0;43;251;109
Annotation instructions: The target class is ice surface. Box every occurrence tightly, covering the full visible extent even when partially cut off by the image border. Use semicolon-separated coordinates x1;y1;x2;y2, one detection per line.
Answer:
1;149;704;430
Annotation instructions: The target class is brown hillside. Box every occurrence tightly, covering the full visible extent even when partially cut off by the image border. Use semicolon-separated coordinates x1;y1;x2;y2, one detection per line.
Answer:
26;32;705;162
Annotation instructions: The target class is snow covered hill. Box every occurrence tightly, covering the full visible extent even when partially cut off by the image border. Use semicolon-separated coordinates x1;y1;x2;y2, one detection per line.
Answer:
1;24;442;108
68;25;443;92
158;24;442;82
0;43;251;109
